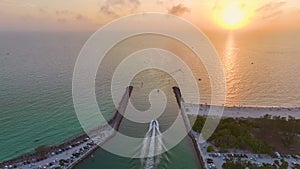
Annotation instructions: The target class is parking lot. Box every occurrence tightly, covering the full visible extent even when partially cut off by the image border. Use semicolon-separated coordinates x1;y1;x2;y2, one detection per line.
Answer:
198;141;299;169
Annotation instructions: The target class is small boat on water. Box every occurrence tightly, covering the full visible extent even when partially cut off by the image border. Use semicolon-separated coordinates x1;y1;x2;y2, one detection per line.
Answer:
142;119;161;169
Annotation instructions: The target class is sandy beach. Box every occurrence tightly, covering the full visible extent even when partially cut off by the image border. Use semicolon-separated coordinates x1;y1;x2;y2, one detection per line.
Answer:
182;103;300;119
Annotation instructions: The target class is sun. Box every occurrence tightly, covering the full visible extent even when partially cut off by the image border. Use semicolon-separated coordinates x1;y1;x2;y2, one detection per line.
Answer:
222;3;244;27
214;2;249;30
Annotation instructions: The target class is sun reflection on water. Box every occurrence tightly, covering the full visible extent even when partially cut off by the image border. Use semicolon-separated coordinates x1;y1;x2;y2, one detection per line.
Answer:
223;33;241;106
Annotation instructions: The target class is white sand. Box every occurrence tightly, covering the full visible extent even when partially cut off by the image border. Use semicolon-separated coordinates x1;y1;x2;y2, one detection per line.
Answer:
182;102;300;119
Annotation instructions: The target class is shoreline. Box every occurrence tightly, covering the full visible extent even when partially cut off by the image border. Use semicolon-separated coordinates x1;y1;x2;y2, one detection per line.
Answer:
173;87;300;169
183;103;300;119
0;131;89;163
1;86;133;169
0;124;115;169
2;104;299;168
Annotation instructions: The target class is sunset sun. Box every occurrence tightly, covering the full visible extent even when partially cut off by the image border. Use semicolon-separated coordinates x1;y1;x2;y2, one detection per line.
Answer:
214;2;250;30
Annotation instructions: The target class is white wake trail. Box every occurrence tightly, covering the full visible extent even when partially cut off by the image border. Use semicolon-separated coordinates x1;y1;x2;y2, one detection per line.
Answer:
141;120;165;169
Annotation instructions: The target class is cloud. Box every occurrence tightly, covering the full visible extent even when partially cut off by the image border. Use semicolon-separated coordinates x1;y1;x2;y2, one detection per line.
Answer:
55;10;88;23
54;10;70;23
262;10;283;20
256;1;286;21
38;7;48;13
100;0;140;17
256;1;286;12
56;10;72;16
75;14;88;21
0;0;37;8
55;10;75;23
168;4;190;16
39;8;45;13
213;1;246;11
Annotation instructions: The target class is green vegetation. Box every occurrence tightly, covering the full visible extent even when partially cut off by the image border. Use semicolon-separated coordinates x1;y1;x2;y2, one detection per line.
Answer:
191;115;300;154
254;115;300;147
207;145;215;152
279;159;288;169
293;164;300;169
35;145;50;153
222;159;248;169
59;160;65;166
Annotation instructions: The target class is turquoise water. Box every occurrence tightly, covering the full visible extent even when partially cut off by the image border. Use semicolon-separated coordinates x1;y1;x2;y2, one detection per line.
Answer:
75;138;198;169
0;32;87;161
0;30;300;168
0;32;199;168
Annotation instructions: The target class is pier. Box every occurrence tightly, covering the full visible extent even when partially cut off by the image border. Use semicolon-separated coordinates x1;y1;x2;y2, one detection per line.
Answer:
108;86;133;130
172;87;205;169
69;86;133;169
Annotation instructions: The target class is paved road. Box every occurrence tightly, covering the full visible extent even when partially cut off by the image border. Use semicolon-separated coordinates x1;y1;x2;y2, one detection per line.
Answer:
3;126;114;169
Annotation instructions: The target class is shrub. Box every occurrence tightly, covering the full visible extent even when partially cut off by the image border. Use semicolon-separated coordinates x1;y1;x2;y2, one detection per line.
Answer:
207;145;215;152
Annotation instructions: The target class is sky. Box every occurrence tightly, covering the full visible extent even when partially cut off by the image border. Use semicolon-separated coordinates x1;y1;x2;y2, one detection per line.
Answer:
0;0;299;31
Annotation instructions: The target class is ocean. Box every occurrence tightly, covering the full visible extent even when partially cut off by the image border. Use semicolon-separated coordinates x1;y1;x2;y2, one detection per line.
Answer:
0;30;299;168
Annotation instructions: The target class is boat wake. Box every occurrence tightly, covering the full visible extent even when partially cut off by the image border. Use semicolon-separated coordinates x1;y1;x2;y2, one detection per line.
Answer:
140;120;165;169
